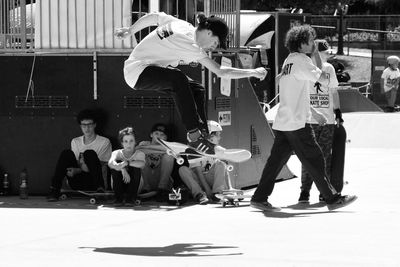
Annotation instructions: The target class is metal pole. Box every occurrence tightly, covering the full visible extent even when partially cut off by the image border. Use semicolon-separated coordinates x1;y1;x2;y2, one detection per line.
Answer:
337;6;344;55
20;0;27;49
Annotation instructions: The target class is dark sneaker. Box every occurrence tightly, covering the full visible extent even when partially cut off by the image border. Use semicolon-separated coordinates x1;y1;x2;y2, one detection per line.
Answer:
125;199;141;207
250;200;281;211
298;191;310;204
113;200;124;207
196;193;209;205
188;137;215;155
327;195;358;211
96;187;105;193
47;188;60;202
155;190;170;202
319;194;326;203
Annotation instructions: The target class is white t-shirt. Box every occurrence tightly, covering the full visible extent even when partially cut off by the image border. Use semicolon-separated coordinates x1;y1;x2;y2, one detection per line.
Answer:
110;149;145;163
308;62;339;125
71;135;112;162
273;53;322;131
124;12;208;88
381;67;400;92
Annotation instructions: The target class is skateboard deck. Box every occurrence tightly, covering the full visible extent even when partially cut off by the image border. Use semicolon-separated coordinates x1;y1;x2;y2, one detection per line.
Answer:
331;124;346;192
215;190;252;207
60;189;114;204
155;137;251;165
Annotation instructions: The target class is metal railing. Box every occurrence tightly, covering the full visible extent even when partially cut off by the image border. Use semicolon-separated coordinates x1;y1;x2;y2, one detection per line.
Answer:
0;0;241;53
310;14;400;52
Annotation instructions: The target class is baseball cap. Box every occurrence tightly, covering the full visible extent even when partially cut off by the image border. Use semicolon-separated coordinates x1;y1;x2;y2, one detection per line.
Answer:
207;16;228;49
316;39;332;52
151;123;168;135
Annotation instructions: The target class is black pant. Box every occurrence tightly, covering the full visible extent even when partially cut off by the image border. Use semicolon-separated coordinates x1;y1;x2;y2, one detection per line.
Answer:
135;65;207;132
252;124;339;204
111;167;141;202
51;149;104;191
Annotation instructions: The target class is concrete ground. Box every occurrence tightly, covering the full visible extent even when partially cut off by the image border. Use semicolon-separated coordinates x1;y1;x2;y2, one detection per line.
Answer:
1;113;400;267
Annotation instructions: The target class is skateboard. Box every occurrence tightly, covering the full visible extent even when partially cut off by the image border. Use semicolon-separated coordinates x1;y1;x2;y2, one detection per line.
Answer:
215;190;252;207
155;137;251;168
331;124;346;192
59;190;114;204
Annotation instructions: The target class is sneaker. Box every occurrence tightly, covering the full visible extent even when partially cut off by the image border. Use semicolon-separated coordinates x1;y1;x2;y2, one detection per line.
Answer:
47;188;60;202
155;190;170;202
250;200;281;211
125;199;141;207
298;191;310;203
188;136;215;155
96;187;105;193
195;193;209;205
113;200;124;207
327;195;358;211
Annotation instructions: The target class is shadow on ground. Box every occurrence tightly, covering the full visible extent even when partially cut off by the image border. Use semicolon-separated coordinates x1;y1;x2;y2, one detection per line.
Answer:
80;243;242;257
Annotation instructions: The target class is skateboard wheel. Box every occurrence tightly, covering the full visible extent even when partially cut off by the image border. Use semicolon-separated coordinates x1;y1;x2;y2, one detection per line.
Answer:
59;194;67;200
176;157;184;165
89;198;97;204
135;199;141;206
222;202;227;207
227;165;234;172
234;202;240;207
166;149;173;156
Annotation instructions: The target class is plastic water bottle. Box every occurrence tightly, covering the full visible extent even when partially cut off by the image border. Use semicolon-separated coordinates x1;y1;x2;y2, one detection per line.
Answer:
1;173;9;196
19;169;28;199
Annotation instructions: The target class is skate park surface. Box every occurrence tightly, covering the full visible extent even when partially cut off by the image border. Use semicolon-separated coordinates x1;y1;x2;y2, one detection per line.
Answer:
1;112;399;267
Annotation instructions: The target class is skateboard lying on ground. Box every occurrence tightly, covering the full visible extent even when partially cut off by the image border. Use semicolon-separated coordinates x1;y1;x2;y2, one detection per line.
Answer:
215;189;253;207
59;190;114;204
155;137;251;169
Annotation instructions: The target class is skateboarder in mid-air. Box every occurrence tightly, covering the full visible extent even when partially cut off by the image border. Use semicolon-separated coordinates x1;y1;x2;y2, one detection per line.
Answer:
115;12;267;154
250;25;357;212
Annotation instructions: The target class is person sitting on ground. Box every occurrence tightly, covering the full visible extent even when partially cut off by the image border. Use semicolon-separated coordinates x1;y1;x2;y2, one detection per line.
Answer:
178;120;230;204
381;55;400;112
136;123;182;202
47;109;112;201
108;127;145;207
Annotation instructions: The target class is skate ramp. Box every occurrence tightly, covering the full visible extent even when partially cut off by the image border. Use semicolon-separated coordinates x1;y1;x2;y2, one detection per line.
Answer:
338;89;382;112
343;112;400;149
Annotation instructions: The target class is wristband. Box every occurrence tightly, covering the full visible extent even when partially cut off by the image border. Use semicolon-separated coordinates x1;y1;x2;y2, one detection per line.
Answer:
334;109;344;123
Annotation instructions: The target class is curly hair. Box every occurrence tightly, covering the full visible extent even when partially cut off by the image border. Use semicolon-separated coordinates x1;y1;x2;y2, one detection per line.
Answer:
284;24;316;53
118;126;136;143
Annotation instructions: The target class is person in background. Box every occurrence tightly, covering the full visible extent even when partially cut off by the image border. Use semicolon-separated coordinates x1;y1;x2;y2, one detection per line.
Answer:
137;123;180;202
179;120;229;205
381;55;400;112
47;109;112;201
108;127;145;207
298;39;343;203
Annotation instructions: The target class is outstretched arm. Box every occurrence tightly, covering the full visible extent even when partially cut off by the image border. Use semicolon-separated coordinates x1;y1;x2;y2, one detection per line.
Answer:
115;12;167;39
198;57;267;80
